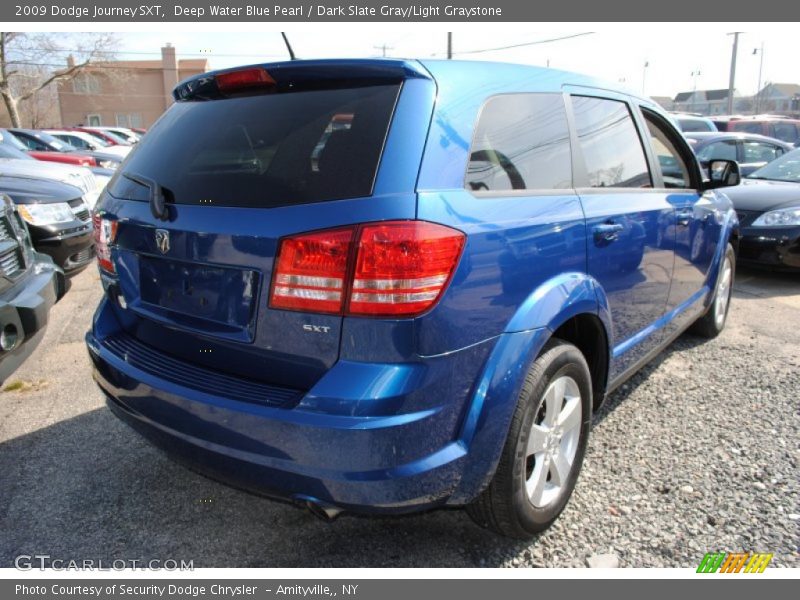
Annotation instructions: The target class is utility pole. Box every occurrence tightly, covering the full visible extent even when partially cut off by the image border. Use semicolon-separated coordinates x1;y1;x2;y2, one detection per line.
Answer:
727;32;743;114
753;43;764;114
373;43;393;58
447;32;452;60
691;70;701;113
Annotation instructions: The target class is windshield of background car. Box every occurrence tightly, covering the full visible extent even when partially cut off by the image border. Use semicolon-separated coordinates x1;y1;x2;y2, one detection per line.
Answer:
749;148;800;182
34;131;78;152
98;130;129;145
81;132;111;147
0;130;30;152
0;144;33;160
107;83;401;208
678;118;714;132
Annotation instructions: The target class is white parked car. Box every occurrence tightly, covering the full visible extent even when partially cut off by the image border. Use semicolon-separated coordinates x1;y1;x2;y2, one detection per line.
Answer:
91;126;141;144
0;144;105;208
45;130;132;159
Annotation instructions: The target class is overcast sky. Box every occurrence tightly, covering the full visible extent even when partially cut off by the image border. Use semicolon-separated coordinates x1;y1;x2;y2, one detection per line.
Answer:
108;25;797;99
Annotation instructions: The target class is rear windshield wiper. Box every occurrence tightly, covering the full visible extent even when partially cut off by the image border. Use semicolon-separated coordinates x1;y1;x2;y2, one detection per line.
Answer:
123;172;169;221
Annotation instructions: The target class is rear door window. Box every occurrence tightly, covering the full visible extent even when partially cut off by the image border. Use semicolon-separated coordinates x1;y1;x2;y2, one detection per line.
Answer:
742;141;782;163
678;118;714;132
731;121;763;135
772;122;799;144
571;96;651;188
59;134;90;150
696;140;738;162
108;84;400;208
466;93;572;192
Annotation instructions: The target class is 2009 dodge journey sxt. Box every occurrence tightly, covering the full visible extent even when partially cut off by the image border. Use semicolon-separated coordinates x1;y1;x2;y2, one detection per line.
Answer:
87;59;740;538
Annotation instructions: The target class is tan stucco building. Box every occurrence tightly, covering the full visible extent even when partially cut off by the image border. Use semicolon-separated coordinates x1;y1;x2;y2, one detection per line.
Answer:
56;45;209;129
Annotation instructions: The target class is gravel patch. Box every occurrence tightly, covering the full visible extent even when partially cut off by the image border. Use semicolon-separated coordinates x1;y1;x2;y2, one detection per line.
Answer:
0;267;797;568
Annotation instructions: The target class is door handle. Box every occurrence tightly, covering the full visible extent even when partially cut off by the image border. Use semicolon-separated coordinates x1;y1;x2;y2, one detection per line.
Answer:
593;222;624;243
677;210;693;227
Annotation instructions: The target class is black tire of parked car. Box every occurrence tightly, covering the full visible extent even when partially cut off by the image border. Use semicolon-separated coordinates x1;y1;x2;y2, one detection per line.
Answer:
690;243;736;339
467;339;593;539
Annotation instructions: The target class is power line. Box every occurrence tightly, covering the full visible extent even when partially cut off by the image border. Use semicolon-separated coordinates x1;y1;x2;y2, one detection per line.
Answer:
56;90;175;98
434;32;595;57
16;48;288;59
5;60;213;71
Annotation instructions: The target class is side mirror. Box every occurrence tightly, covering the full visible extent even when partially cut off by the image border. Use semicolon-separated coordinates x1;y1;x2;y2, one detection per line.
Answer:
704;159;741;189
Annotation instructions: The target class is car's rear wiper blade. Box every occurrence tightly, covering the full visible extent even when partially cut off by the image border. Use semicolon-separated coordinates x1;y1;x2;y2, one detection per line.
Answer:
123;172;169;221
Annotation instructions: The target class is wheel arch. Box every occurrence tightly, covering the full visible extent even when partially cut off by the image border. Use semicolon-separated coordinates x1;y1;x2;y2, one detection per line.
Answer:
550;313;610;411
449;274;615;504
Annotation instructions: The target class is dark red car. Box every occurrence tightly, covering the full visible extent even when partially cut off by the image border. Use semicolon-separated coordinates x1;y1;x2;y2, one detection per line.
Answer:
713;116;800;147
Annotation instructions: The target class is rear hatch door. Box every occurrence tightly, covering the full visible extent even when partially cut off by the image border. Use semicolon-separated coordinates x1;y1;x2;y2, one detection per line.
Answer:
98;60;432;392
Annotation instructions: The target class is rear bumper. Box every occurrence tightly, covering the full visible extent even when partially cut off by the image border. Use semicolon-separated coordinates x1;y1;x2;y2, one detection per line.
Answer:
738;226;800;270
87;299;500;513
0;258;64;382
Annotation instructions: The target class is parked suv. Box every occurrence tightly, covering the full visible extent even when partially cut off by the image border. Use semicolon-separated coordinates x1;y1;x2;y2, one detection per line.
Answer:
0;174;95;273
0;194;66;382
86;60;740;538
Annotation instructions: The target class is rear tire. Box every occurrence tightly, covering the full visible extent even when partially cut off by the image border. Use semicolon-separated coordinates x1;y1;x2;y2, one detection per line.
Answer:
690;243;735;339
466;339;592;539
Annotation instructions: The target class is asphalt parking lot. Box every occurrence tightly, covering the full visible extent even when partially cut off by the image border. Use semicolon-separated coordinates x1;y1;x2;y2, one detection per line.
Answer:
1;265;797;568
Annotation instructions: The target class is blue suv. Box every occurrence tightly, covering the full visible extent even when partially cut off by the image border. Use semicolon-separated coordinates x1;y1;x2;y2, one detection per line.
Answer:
86;59;740;538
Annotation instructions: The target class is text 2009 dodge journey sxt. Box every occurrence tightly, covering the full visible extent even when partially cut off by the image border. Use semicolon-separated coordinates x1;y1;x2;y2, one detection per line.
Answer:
87;59;740;538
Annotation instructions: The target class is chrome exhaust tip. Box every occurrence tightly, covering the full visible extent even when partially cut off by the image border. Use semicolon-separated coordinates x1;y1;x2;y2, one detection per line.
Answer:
293;495;343;522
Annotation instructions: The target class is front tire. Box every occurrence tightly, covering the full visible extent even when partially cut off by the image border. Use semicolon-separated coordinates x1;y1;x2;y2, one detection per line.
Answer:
690;243;735;338
467;339;592;539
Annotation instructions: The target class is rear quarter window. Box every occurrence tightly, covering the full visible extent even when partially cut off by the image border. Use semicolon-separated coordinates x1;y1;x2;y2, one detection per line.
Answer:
108;83;400;208
466;93;572;192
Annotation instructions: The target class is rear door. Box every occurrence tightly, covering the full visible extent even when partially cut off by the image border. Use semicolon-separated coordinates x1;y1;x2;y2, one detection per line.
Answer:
97;64;433;392
567;92;674;380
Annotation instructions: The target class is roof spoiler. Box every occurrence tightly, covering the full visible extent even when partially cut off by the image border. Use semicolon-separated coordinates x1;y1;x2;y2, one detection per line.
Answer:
173;59;431;101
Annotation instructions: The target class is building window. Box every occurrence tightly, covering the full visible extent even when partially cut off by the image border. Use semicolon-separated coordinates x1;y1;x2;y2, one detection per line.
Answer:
115;113;143;128
86;114;101;126
72;73;100;95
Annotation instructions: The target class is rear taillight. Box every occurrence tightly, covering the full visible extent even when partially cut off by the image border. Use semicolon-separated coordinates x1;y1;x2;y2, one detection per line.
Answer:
269;227;353;314
215;67;276;94
92;213;118;273
269;221;465;318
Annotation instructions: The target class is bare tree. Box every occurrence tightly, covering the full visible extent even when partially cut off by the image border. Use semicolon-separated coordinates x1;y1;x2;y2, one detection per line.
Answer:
0;32;117;127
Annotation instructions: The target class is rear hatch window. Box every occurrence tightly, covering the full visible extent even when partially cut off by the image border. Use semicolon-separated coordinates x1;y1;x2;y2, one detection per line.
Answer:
108;83;400;208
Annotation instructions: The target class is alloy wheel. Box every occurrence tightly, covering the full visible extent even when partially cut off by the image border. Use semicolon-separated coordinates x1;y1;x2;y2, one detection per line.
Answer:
525;375;582;508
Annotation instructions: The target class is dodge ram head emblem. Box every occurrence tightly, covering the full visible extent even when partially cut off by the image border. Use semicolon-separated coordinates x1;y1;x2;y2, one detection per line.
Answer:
155;229;170;254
